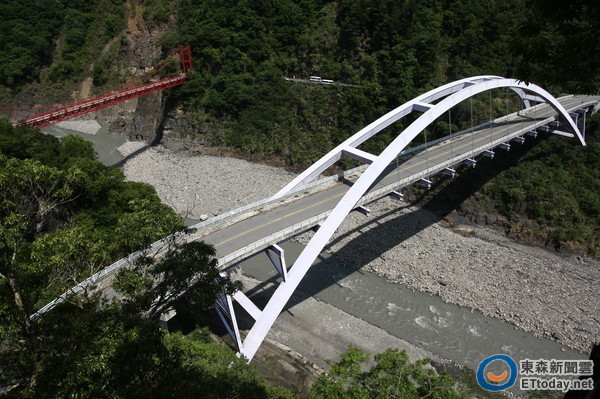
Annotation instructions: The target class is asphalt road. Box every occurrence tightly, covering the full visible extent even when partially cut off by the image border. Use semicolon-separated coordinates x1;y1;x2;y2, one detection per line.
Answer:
198;95;599;264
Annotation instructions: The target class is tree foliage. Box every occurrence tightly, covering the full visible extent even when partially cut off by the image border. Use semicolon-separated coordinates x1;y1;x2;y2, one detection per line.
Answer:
0;122;277;397
114;239;240;318
20;306;285;399
310;346;466;399
512;0;600;93
164;0;524;166
0;0;125;88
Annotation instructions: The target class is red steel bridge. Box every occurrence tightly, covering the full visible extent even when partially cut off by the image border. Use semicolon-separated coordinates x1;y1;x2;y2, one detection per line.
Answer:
8;46;192;129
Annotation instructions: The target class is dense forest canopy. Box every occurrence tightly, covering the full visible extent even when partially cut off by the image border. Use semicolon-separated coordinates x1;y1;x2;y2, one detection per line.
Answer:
0;0;125;87
513;0;600;93
0;121;288;397
165;0;528;164
2;0;597;165
1;0;599;396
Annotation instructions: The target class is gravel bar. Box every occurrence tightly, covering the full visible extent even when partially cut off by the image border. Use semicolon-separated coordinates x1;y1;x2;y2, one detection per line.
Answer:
295;198;599;354
118;142;296;220
118;141;599;354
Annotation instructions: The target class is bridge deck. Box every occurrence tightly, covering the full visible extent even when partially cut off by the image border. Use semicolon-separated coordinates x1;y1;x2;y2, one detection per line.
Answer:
197;95;598;268
31;94;599;320
21;75;187;129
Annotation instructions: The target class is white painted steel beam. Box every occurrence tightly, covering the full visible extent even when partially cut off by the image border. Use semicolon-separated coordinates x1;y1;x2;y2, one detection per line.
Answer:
272;76;585;200
215;293;243;351
342;147;377;164
413;102;433;112
266;244;288;282
237;77;586;361
526;130;538;138
417;178;432;189
272;76;503;199
354;205;372;217
390;190;404;201
442;168;457;177
463;158;477;167
232;291;262;321
522;93;545;103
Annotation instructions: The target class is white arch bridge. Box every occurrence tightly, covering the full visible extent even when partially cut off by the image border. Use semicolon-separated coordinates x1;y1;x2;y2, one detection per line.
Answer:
34;76;600;361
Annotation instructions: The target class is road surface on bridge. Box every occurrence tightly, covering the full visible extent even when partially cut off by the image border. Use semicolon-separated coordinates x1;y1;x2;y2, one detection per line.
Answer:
198;95;598;265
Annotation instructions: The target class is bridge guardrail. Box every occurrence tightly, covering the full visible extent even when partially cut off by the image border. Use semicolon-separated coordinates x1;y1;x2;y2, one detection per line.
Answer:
31;96;589;319
355;108;568;208
217;212;331;269
217;101;581;268
284;96;563;195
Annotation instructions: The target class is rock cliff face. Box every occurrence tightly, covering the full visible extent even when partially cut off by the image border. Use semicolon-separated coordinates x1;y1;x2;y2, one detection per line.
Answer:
108;93;164;142
158;109;213;151
0;3;170;141
105;2;167;142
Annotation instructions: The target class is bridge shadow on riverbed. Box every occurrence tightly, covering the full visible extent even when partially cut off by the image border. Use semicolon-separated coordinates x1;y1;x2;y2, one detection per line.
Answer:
227;136;546;329
110;141;153;168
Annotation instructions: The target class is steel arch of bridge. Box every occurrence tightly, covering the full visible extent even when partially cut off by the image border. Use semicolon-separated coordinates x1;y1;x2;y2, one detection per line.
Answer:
273;76;584;199
223;76;584;361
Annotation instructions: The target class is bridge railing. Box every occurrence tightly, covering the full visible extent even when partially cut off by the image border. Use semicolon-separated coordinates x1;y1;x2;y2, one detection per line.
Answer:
217;212;331;269
31;95;582;319
217;98;583;264
355;104;566;208
282;95;564;195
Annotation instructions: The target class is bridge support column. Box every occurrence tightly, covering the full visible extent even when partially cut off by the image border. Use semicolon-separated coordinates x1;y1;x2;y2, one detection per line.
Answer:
578;109;587;139
526;130;538;138
215;292;244;351
266;244;288;281
537;125;575;138
355;205;372;217
463;158;477;167
417;178;432;189
158;307;177;330
482;150;495;158
390;190;404;201
442;168;456;177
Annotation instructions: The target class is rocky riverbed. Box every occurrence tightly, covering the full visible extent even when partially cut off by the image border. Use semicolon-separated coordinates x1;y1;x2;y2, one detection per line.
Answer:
118;141;599;355
118;142;296;220
294;199;599;354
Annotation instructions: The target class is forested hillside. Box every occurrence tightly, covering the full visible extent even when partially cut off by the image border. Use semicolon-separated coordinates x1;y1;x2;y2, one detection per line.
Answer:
0;121;294;397
0;0;127;107
0;0;598;256
1;0;599;396
161;0;599;255
164;0;524;164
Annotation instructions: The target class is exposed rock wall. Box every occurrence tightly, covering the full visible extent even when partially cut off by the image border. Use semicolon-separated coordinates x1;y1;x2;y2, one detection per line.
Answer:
105;3;168;142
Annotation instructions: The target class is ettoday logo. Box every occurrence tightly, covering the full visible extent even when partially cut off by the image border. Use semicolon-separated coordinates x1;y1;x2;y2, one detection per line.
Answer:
476;354;518;391
476;354;595;393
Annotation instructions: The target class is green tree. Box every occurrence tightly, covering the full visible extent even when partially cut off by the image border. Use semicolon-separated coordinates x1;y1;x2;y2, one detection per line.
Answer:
27;305;291;398
0;155;85;391
114;239;241;318
310;346;466;399
512;0;600;93
0;121;282;397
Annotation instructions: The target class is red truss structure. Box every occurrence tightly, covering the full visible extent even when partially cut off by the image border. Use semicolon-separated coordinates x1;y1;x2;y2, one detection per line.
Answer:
16;46;192;129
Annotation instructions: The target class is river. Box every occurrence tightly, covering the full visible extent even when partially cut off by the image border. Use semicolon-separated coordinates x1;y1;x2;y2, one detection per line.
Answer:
237;240;584;372
42;124;587;378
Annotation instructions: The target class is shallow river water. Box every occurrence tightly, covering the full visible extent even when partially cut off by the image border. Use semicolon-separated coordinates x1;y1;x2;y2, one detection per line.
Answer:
43;123;127;166
44;125;586;374
238;240;585;371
